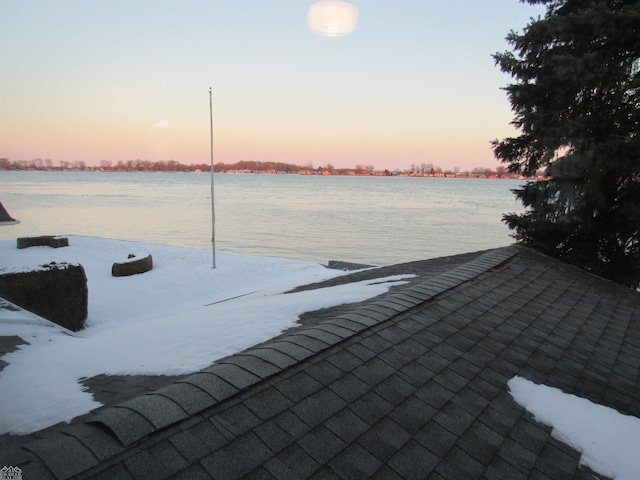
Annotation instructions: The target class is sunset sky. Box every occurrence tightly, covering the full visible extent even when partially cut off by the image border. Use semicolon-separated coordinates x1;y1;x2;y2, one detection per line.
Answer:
0;0;545;171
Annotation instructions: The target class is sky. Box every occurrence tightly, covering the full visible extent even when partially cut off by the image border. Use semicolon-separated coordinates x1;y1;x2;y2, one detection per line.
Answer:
0;0;547;171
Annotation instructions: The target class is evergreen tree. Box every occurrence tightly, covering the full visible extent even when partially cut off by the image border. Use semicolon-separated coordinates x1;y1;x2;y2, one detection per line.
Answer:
493;0;640;288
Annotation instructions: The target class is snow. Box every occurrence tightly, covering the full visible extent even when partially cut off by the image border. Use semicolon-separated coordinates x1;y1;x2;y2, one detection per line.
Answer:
509;376;640;480
1;261;80;275
0;297;79;336
0;236;413;435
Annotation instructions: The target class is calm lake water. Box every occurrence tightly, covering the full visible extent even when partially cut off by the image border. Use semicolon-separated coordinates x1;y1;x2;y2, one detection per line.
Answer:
1;171;524;266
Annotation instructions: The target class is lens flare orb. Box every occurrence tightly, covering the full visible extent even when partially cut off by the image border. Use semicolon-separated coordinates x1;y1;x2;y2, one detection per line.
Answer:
308;1;358;37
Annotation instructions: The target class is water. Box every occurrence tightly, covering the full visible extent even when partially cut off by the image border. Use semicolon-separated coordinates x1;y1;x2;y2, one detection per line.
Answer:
0;171;524;266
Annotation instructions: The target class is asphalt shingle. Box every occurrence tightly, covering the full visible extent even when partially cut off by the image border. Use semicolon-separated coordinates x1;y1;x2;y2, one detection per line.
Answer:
152;381;216;415
297;425;347;465
89;406;155;446
116;393;188;430
263;443;320;479
169;418;229;463
24;434;99;478
176;371;239;401
123;440;188;480
200;431;273;480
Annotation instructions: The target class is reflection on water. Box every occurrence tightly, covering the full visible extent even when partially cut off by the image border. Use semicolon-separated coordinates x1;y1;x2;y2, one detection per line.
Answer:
0;172;524;265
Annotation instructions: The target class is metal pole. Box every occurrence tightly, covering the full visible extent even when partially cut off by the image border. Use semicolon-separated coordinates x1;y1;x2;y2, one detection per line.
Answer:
209;87;216;268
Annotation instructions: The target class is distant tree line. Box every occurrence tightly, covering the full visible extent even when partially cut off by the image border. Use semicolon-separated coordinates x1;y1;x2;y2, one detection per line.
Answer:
214;160;314;174
0;157;533;179
0;158;211;172
0;158;308;173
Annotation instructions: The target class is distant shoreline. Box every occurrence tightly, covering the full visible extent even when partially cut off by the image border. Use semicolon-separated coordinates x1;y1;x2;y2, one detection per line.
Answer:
0;158;541;180
0;168;536;181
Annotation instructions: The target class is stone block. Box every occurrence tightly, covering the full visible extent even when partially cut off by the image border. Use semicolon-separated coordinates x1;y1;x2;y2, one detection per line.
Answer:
0;262;88;331
111;254;153;277
17;235;69;249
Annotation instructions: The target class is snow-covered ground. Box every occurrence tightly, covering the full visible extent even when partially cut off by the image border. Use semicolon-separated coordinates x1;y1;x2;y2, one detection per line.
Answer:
0;236;412;435
509;376;640;480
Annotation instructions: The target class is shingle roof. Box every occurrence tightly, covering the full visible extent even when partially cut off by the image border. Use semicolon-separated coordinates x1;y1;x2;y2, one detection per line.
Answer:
2;246;639;479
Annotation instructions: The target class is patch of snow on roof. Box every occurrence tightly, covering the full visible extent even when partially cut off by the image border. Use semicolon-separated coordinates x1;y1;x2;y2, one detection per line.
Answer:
508;376;640;480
